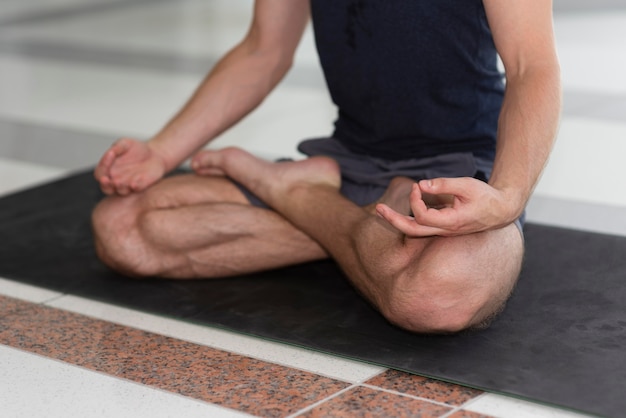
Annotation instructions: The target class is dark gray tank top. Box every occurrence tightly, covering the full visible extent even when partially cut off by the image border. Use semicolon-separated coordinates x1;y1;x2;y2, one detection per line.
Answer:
309;0;504;161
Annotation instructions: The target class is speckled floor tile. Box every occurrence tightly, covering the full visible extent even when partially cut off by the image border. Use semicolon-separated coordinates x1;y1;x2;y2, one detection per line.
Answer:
0;295;30;316
365;369;482;406
0;302;350;417
298;385;452;417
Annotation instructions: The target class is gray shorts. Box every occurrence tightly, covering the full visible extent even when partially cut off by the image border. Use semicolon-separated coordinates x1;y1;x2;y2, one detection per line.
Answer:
235;137;525;233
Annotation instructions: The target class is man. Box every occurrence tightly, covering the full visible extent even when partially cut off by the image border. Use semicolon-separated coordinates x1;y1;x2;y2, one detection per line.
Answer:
92;0;561;333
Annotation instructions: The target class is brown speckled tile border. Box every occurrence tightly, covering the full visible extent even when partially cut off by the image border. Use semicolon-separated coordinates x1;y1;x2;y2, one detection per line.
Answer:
366;369;483;406
0;295;28;316
297;385;452;417
0;295;489;418
0;298;349;417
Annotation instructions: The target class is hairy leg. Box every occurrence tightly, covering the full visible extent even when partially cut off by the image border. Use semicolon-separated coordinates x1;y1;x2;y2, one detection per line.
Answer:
196;147;524;333
92;173;327;278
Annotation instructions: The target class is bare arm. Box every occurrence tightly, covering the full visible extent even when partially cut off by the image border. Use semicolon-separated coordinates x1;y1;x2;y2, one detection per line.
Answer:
376;0;561;236
484;0;562;218
153;0;311;171
95;0;310;194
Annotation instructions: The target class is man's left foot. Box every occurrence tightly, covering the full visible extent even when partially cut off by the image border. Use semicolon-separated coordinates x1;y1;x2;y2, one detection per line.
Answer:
192;147;341;209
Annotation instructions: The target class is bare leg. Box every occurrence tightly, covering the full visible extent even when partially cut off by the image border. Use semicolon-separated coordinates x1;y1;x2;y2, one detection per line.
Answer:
92;173;327;279
196;147;524;333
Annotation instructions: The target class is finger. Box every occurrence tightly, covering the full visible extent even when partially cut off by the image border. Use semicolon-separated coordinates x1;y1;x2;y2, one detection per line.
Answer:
110;177;131;196
411;205;461;231
128;175;146;193
128;172;158;193
116;185;131;196
376;203;443;237
419;177;471;200
408;182;430;215
95;138;133;180
408;183;458;228
410;182;464;229
110;138;132;156
94;149;117;180
98;176;115;195
421;192;455;209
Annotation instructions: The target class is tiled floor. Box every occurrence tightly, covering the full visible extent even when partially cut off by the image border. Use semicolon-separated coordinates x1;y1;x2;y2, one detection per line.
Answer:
1;1;624;417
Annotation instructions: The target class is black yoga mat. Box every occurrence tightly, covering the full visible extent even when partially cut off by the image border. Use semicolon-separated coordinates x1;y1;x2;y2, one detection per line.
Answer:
1;170;624;418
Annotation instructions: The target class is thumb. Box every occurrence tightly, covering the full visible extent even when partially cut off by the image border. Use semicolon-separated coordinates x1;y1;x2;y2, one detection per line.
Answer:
111;138;134;156
418;177;470;197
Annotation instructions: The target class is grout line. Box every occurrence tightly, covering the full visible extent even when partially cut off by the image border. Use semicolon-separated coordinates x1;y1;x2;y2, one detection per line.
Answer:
438;406;465;418
450;392;494;417
359;383;456;409
438;392;491;418
40;293;67;306
286;381;476;417
459;391;490;408
354;366;389;384
0;277;65;305
285;384;359;418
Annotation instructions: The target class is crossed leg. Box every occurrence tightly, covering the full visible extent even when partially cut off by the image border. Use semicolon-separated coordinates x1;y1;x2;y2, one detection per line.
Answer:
92;147;523;333
191;147;525;333
91;173;328;279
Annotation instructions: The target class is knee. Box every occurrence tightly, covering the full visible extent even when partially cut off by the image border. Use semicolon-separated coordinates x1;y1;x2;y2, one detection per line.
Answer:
91;196;155;278
380;269;509;334
381;294;475;335
379;229;522;334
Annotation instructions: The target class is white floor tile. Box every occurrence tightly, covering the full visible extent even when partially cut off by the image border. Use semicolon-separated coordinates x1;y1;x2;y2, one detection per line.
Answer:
47;295;385;383
465;393;596;418
0;277;63;304
0;345;251;418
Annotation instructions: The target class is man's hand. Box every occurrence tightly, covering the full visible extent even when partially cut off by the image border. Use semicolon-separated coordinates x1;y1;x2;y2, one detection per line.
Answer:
94;138;167;196
375;177;520;237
